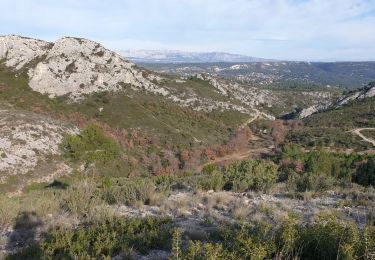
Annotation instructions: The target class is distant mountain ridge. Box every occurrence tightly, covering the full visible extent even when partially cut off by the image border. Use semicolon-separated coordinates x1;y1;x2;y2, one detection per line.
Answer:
120;50;270;63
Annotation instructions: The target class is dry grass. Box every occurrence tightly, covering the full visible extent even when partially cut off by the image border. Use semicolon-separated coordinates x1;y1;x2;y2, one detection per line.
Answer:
21;191;60;217
60;179;101;219
232;206;250;220
232;200;250;220
212;192;233;210
160;199;176;213
252;211;268;223
0;195;20;230
303;191;313;202
176;196;189;208
147;192;166;206
87;204;116;223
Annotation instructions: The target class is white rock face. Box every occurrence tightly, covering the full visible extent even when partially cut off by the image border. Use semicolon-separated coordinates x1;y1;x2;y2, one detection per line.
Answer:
27;37;168;99
298;104;329;118
298;85;375;118
0;35;256;114
0;109;78;178
0;35;51;70
336;85;375;107
195;73;278;109
0;35;281;116
363;86;375;98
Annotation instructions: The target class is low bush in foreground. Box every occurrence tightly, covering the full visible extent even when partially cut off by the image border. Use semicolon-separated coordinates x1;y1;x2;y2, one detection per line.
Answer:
172;214;375;260
10;217;173;259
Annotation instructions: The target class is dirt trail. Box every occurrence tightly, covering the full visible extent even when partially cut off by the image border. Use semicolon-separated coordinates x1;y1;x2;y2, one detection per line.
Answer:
199;111;268;170
239;110;261;129
199;147;269;170
351;128;375;147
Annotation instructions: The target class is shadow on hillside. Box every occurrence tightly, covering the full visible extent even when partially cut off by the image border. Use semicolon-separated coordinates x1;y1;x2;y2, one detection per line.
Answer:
5;211;43;258
46;180;69;190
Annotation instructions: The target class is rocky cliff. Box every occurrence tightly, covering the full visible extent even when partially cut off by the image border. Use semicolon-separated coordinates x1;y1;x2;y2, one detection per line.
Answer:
297;83;375;118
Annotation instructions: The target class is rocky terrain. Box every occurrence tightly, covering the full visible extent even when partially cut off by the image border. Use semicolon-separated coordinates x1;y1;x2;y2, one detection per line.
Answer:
114;190;371;228
1;35;166;100
296;82;375;118
0;108;77;194
1;34;375;259
0;35;255;114
0;35;335;116
0;36;52;70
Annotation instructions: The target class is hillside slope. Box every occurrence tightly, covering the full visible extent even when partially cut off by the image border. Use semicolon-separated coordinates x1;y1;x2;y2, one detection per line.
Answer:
0;107;77;194
0;35;342;193
296;82;375;118
0;35;335;116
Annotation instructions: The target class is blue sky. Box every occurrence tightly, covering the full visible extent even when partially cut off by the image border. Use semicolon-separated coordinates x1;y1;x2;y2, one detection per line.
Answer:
1;0;375;61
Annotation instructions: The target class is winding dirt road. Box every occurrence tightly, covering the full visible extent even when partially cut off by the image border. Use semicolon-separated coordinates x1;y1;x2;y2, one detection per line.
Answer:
239;110;261;129
351;128;375;147
198;111;268;170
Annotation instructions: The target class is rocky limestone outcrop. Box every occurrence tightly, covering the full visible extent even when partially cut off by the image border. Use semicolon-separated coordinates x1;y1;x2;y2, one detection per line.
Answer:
0;35;51;70
195;73;277;110
27;37;169;99
0;108;77;179
335;84;375;107
297;83;375;118
0;35;169;100
297;103;331;118
0;35;255;114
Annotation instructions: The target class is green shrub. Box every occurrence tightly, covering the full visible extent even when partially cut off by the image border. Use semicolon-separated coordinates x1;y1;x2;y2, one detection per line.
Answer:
278;147;370;192
275;216;300;258
12;217;173;259
223;160;279;192
357;225;375;259
101;178;156;206
61;124;120;165
168;159;278;193
183;240;235;259
170;228;183;260
299;214;360;259
190;172;225;192
171;212;375;260
202;163;216;175
353;158;375;187
220;222;275;259
296;173;335;193
10;212;375;259
154;175;177;193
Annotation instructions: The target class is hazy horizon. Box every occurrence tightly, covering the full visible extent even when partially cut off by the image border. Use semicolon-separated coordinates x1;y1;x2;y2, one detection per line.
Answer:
1;0;375;61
